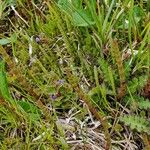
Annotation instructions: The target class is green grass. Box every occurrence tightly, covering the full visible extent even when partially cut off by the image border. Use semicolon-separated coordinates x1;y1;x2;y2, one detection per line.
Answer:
0;0;150;149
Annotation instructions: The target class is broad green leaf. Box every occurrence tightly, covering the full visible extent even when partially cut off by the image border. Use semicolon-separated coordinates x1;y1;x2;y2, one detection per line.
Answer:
133;6;144;23
0;60;11;100
133;6;144;17
72;10;95;26
58;0;83;12
0;38;11;45
58;0;95;26
58;0;72;13
17;101;41;114
72;0;83;9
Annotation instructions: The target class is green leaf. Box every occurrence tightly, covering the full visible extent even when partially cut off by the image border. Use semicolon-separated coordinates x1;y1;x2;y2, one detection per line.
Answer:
58;0;72;13
138;99;150;110
88;86;100;96
72;9;95;26
58;0;95;26
133;6;144;23
58;0;83;12
5;0;16;6
0;60;41;118
120;115;150;134
133;6;144;16
72;0;83;9
10;33;17;43
0;38;11;45
0;60;11;100
17;101;41;114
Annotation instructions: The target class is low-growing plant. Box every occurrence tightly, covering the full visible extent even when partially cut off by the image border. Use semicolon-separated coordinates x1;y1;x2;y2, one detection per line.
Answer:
0;0;149;149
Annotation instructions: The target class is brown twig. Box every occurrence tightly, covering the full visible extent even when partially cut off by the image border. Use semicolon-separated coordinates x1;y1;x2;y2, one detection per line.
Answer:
111;39;126;100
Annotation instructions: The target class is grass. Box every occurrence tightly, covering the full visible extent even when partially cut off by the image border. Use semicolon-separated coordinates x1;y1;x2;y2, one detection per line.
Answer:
0;0;150;149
